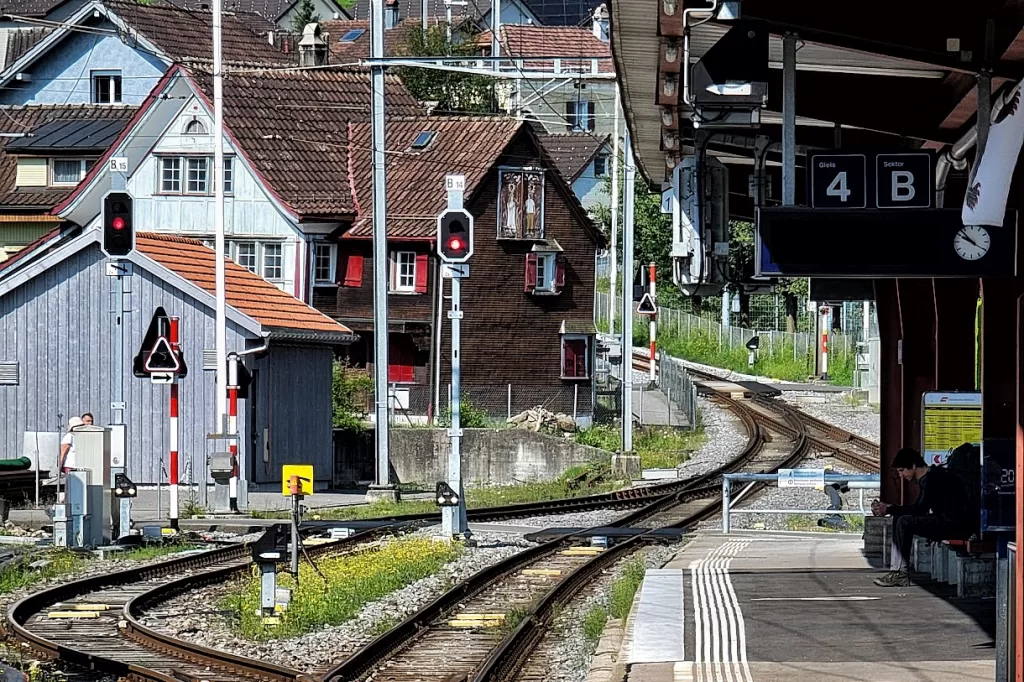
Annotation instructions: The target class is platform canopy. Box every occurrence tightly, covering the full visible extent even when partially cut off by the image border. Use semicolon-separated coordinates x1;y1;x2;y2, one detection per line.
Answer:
610;0;1024;218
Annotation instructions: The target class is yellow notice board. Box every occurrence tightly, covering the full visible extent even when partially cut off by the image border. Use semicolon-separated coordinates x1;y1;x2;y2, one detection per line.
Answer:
922;392;982;466
281;464;314;496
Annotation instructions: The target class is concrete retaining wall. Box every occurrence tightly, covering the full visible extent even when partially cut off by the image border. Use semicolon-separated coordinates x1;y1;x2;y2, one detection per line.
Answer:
333;428;607;487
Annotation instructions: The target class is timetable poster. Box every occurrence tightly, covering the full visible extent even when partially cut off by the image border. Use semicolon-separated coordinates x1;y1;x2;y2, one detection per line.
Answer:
922;392;982;465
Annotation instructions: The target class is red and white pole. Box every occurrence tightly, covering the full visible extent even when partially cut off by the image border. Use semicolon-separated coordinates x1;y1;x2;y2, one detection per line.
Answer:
169;317;180;529
227;353;240;513
820;306;830;380
648;263;657;382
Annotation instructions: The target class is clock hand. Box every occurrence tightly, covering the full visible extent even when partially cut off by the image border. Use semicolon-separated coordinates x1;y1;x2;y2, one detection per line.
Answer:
959;230;980;248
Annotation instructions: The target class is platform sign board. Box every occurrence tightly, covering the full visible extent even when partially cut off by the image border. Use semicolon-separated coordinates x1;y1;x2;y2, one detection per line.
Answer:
755;207;1018;278
875;153;932;209
921;392;982;466
980;438;1016;532
809;153;867;209
777;468;825;489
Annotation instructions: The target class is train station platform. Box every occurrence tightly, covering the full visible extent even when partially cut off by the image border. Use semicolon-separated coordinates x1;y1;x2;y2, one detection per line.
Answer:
626;531;996;682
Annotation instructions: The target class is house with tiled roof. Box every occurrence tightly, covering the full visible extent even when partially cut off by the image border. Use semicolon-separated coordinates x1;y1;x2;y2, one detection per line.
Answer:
535;131;610;211
0;226;355;499
55;61;604;431
0;104;135;260
56;63;422;300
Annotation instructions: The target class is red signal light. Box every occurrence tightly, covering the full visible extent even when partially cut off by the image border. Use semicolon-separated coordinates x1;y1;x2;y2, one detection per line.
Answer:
447;236;464;252
112;216;126;231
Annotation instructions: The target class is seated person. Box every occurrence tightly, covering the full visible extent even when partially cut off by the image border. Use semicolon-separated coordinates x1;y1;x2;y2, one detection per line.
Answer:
871;447;972;587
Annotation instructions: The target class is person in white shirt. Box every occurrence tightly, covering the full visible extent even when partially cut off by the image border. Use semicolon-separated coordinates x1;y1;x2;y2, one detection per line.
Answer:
60;416;83;473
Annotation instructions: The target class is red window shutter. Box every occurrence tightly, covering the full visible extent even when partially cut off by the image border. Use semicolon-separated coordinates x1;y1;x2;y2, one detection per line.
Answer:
587;102;596;131
575;341;588;377
414;253;429;293
554;254;566;290
562;339;575;376
524;253;538;292
388;336;416;383
342;254;364;287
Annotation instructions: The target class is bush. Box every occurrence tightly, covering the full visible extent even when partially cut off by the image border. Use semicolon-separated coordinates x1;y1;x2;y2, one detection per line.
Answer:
609;558;646;620
582;605;608;644
332;359;372;430
436;394;490;428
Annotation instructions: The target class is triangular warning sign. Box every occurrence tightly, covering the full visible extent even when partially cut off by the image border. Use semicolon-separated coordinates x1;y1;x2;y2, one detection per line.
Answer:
134;307;170;377
636;292;657;315
144;336;181;372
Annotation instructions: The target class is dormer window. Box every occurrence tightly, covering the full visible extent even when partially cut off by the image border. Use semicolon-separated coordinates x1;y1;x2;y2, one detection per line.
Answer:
184;119;208;135
51;158;94;186
524;241;565;296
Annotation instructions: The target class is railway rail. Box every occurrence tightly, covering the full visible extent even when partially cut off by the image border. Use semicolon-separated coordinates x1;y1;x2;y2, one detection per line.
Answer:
7;528;396;682
7;363;877;682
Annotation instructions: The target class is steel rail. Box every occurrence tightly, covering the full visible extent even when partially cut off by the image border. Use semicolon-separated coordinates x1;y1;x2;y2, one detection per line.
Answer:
474;390;812;682
320;391;765;682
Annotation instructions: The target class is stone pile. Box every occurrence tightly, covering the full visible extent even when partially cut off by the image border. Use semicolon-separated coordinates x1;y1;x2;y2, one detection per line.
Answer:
507;407;576;433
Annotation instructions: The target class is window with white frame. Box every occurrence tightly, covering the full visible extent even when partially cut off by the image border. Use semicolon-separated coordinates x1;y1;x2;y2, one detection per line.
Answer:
184;119;208;135
390;251;417;292
534;253;556;292
234;241;258;273
161;157;181;192
91;71;122;104
561;335;590;379
186;157;208;194
224;158;234;194
262;243;283;280
50;158;94;186
159;156;233;195
314;243;336;284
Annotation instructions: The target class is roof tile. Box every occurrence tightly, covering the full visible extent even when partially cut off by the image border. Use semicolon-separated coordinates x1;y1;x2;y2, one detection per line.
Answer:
345;115;523;238
3;26;53;66
136;232;351;335
187;65;423;218
0;104;136;210
535;131;608;182
477;24;613;72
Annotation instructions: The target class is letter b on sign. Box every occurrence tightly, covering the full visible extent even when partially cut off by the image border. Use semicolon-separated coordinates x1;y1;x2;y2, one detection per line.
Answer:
876;154;932;208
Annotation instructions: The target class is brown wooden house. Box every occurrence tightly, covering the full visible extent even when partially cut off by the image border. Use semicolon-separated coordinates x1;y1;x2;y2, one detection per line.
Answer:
313;116;606;423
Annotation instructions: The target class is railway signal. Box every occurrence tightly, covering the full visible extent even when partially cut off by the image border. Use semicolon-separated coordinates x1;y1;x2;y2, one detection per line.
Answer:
438;208;474;263
102;191;134;257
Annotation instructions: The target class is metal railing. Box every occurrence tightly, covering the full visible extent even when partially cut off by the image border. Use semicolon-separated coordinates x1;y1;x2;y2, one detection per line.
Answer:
721;472;880;534
656;353;699;430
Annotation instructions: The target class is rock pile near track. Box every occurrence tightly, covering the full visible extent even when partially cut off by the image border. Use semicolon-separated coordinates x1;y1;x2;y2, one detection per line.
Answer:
508;407;576;433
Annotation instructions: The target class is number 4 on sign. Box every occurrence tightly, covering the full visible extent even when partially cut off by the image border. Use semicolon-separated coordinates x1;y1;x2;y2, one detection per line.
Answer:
827;171;850;202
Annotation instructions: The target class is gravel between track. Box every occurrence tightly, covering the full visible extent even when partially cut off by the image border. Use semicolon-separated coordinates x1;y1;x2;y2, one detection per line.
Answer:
138;529;536;674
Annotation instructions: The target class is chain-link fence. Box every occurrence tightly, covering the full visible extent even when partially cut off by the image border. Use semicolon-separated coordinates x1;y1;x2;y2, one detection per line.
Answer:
431;383;595;427
595;291;865;384
657;354;699;428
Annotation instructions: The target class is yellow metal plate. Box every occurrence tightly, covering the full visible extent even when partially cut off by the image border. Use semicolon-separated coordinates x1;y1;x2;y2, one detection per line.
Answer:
522;569;561;576
66;604;110;611
48;612;100;619
457;613;506;620
281;464;314;496
448;619;503;628
261;616;282;625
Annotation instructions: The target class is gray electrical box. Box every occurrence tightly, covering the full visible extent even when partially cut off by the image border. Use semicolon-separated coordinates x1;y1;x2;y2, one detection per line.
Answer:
670;155;730;297
73;426;111;546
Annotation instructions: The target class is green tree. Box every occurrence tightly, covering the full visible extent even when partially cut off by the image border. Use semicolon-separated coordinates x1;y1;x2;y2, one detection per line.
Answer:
396;24;496;113
332;360;373;430
290;0;322;34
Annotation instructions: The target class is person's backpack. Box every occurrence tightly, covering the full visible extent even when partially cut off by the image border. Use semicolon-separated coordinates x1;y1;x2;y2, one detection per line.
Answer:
945;442;981;533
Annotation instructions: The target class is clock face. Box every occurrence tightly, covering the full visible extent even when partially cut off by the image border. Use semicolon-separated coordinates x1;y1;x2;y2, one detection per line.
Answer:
954;225;991;261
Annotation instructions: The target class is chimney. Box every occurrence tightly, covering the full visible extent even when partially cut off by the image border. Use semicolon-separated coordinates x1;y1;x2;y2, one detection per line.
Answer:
384;0;399;28
299;22;328;66
592;3;609;42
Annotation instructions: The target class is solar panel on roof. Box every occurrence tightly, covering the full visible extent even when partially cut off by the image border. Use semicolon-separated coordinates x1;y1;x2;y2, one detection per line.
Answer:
411;131;436;149
340;29;365;42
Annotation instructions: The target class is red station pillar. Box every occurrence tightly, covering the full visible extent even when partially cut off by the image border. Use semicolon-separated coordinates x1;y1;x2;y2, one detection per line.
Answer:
933;279;980;391
1016;295;1024;681
875;279;902;504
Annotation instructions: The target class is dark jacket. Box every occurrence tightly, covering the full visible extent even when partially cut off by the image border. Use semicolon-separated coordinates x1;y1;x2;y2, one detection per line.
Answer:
889;465;970;524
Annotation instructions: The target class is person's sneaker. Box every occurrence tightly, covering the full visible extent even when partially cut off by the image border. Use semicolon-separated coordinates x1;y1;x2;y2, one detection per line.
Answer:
873;570;910;587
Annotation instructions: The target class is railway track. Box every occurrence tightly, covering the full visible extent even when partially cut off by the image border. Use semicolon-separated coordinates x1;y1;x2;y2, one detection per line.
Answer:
7;528;398;682
7;359;877;682
319;389;793;682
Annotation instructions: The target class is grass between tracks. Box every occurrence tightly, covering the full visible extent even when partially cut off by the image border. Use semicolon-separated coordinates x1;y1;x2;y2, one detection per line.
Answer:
254;467;626;521
0;550;83;594
223;537;462;639
581;558;648;645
